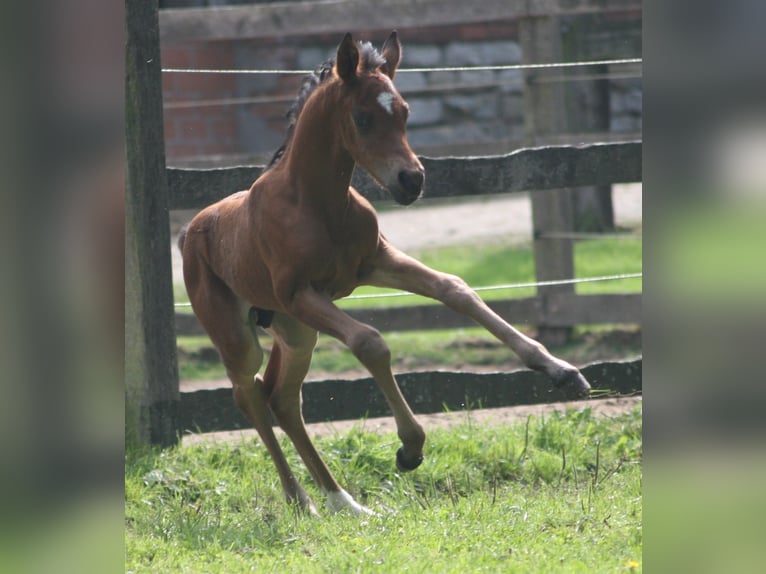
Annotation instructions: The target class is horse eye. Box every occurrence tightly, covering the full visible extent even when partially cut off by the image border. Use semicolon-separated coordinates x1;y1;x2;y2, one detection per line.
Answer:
352;109;373;133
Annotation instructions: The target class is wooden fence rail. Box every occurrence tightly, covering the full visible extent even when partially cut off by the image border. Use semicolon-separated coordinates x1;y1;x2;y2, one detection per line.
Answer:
168;141;641;210
170;141;642;337
179;358;642;435
159;0;642;43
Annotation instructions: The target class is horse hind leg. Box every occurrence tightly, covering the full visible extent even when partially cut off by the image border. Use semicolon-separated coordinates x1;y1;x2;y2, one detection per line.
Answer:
265;314;375;516
184;264;318;514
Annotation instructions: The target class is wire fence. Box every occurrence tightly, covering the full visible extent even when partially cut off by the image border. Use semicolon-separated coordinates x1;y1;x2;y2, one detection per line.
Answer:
163;70;642;110
162;57;641;111
161;57;641;75
173;272;642;308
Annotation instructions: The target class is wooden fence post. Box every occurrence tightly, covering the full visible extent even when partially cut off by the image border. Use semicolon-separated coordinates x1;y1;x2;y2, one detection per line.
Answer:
519;15;575;345
126;0;180;447
562;14;614;232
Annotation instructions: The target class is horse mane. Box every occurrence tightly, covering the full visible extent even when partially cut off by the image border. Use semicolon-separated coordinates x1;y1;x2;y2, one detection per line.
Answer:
266;41;387;169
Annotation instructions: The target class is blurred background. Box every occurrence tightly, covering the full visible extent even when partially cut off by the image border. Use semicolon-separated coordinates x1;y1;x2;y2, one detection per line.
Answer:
1;0;765;572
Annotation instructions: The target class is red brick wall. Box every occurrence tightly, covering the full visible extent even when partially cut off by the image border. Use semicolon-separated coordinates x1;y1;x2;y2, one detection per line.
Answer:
161;42;241;159
159;23;522;165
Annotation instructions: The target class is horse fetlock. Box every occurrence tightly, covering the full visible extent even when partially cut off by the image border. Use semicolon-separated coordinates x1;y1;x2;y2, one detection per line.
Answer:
552;367;592;395
517;343;590;395
287;489;320;517
398;424;426;450
396;426;425;472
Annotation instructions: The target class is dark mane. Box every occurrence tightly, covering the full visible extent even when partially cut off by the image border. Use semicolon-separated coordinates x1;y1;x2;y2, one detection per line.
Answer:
266;41;387;169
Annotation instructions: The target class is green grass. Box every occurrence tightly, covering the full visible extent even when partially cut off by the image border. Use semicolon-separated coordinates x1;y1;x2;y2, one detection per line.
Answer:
126;407;642;573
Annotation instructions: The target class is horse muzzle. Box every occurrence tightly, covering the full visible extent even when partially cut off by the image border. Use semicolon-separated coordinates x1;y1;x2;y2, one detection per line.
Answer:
390;168;425;205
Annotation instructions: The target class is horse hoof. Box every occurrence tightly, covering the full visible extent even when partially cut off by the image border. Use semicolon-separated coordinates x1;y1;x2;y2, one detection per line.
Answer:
554;369;592;396
396;447;423;472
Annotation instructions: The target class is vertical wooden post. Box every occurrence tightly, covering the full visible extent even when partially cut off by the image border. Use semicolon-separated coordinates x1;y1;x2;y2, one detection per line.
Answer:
519;15;575;345
125;0;180;447
562;14;614;232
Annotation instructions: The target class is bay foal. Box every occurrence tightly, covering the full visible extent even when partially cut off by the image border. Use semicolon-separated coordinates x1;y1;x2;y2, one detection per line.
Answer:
180;32;591;516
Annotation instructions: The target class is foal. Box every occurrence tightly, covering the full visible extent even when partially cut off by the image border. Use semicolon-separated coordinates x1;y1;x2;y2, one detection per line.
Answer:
180;32;591;516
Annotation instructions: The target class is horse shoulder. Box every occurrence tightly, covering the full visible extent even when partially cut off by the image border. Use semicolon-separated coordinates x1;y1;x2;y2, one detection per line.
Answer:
346;187;380;240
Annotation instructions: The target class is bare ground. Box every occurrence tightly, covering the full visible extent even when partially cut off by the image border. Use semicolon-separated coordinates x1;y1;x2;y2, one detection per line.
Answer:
183;396;641;446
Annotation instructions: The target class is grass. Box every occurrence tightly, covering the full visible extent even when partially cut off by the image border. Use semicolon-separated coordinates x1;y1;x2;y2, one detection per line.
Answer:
126;406;642;573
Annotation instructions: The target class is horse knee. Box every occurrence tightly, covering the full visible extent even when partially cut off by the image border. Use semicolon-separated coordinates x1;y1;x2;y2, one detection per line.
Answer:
437;273;480;311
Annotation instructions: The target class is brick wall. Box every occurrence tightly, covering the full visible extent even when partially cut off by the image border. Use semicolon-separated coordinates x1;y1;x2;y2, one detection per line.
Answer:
161;42;241;159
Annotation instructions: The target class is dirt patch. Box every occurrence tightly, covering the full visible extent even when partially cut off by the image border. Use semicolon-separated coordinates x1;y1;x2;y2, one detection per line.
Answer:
182;396;641;446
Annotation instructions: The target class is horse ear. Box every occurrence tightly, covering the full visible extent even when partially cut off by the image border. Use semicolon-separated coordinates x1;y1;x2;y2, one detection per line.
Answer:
381;30;401;80
336;33;359;83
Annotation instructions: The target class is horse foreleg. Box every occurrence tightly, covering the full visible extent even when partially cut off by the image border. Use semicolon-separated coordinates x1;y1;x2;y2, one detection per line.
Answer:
284;288;426;472
265;314;375;515
366;242;591;394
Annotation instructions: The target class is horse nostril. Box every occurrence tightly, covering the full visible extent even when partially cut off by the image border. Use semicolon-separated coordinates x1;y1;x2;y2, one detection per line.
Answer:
398;170;424;194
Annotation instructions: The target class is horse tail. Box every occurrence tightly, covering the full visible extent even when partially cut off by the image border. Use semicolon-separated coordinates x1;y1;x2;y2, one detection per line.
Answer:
177;223;189;253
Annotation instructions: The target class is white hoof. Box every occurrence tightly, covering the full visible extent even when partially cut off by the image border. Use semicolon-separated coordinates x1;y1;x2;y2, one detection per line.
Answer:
325;489;376;516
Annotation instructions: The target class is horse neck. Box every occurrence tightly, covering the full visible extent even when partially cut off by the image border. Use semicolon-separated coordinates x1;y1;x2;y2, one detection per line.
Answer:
281;84;355;206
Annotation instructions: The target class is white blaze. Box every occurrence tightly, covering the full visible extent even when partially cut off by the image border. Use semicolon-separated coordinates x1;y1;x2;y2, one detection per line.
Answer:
376;91;395;115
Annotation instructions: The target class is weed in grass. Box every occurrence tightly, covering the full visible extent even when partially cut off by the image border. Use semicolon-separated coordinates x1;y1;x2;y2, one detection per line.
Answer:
126;407;642;573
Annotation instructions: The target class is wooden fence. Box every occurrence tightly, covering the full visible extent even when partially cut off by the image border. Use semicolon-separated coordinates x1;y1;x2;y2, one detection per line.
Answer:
171;141;642;337
126;0;642;446
159;0;642;43
181;359;641;435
